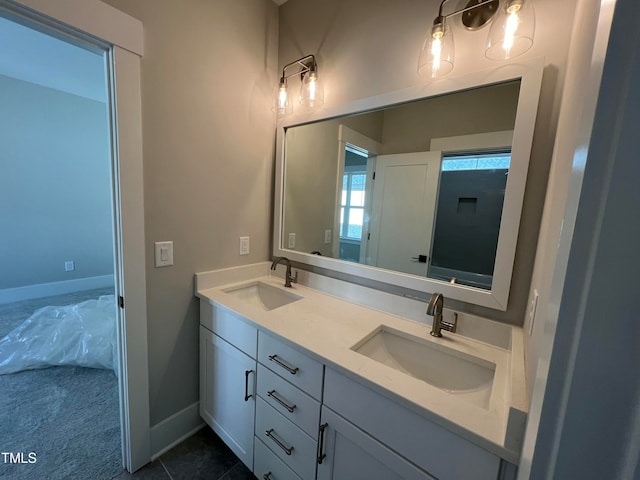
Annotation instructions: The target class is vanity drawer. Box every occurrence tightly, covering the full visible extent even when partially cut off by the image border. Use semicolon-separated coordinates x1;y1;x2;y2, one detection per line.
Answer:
256;397;317;480
200;302;257;357
258;332;323;400
255;437;302;480
257;364;321;437
323;368;500;480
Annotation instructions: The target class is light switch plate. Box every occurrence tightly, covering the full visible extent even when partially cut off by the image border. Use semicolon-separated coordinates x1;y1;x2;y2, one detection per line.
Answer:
240;236;250;255
324;229;332;244
64;261;75;272
155;241;174;267
288;233;296;248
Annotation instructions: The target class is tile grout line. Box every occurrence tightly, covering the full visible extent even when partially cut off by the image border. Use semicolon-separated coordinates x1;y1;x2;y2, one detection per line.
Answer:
217;460;240;480
159;458;174;480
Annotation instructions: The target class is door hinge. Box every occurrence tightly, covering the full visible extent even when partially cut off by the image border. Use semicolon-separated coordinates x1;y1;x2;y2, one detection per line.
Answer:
372;171;376;180
118;295;125;309
367;233;371;240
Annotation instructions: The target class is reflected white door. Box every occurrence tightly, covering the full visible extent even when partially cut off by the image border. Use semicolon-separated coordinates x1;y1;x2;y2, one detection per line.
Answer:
366;152;441;276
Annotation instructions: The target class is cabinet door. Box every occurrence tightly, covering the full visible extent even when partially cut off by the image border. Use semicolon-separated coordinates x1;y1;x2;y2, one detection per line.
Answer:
317;407;435;480
200;326;256;469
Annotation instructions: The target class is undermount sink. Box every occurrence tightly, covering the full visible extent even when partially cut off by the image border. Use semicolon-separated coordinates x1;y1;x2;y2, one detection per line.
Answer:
352;326;495;407
223;281;302;311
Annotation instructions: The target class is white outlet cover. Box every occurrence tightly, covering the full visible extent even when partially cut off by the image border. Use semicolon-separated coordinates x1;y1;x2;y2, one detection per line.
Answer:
64;261;75;272
240;236;250;255
288;233;296;248
324;229;332;244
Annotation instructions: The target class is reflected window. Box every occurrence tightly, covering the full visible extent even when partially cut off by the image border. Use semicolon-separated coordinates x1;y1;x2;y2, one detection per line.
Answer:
340;147;368;241
341;169;366;240
441;152;511;171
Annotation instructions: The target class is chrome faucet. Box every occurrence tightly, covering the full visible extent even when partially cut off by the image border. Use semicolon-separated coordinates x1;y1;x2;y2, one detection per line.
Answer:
427;292;457;337
270;256;298;288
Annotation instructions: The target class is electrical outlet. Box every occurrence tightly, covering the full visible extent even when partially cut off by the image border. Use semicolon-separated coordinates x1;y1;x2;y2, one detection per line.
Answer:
240;236;250;255
528;289;539;335
288;233;296;248
64;261;75;272
324;229;332;244
154;241;174;267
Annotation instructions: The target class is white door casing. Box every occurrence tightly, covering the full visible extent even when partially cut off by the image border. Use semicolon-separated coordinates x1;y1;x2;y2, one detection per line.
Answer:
2;0;150;472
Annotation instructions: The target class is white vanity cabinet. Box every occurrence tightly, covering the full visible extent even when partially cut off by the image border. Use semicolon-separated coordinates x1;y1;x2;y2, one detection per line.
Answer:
254;331;324;480
197;289;517;480
199;303;258;470
323;368;501;480
317;406;435;480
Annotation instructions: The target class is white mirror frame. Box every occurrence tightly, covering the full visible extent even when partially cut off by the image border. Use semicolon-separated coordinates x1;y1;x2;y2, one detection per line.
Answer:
273;58;543;310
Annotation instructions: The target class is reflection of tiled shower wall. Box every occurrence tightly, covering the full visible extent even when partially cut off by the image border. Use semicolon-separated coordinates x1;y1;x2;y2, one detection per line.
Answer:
430;169;508;276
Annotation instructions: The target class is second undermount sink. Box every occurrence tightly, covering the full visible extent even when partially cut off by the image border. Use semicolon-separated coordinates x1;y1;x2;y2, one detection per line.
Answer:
223;281;302;311
352;326;495;406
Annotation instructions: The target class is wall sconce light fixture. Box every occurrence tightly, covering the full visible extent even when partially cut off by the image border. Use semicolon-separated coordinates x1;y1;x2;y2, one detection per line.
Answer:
418;0;535;79
273;54;324;118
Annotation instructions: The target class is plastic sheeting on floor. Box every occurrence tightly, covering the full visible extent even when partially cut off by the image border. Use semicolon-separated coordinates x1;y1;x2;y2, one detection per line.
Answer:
0;295;117;375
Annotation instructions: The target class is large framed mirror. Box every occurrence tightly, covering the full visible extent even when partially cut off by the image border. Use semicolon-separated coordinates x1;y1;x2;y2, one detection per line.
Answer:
273;59;543;310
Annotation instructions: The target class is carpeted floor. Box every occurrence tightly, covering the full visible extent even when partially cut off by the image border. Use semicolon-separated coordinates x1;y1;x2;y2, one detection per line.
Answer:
0;288;122;480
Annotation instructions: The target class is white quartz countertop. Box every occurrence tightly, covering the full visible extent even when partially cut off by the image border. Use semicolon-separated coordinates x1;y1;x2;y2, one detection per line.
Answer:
195;264;525;463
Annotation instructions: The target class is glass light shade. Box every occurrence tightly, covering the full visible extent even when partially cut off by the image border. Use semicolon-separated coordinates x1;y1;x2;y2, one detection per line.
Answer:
418;21;455;79
272;80;292;117
485;0;535;60
299;71;324;110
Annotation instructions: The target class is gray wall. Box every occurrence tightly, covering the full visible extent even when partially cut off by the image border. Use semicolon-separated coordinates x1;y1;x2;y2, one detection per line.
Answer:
278;0;577;326
284;112;383;256
381;81;519;154
101;0;279;426
0;74;113;290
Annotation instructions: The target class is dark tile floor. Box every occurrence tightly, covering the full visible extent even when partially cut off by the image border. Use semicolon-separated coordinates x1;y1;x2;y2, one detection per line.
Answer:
112;427;256;480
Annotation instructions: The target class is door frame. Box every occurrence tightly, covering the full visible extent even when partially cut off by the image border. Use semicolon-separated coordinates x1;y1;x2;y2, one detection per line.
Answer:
1;0;151;472
335;125;382;260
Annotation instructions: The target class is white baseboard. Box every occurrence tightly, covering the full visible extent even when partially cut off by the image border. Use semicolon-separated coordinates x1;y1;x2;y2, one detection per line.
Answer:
150;401;205;460
0;274;115;304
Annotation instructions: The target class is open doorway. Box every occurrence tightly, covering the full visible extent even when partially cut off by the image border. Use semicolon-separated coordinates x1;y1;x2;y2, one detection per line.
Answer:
0;13;122;478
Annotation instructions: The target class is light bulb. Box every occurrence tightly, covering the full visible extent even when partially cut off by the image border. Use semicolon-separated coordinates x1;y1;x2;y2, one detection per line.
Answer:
486;0;535;60
418;18;454;79
502;4;521;55
307;72;317;102
300;68;324;110
430;31;444;76
272;79;292;117
278;84;288;110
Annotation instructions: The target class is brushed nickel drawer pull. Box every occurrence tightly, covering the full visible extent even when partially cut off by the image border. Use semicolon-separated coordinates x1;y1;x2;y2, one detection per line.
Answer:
268;354;299;375
244;370;253;402
267;389;297;413
265;428;294;456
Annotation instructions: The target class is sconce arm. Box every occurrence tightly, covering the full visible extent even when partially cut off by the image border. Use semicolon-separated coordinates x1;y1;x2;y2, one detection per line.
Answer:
280;54;317;82
437;0;497;22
